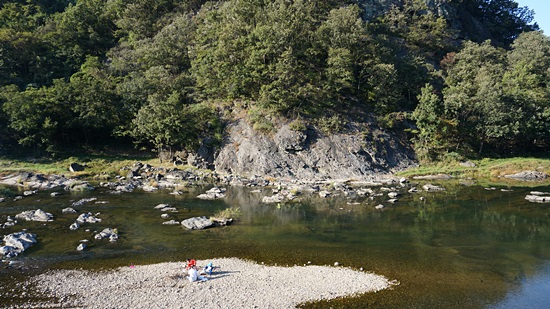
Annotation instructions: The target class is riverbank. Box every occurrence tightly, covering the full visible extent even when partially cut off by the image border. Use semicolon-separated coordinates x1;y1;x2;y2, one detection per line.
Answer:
22;258;393;308
1;156;548;188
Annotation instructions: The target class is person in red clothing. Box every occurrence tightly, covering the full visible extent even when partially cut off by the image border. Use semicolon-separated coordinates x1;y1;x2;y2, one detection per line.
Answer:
185;258;196;274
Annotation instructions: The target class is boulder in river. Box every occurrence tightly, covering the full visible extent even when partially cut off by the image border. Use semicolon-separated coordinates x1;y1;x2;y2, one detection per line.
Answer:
197;187;226;200
62;207;78;214
70;222;80;230
0;231;37;258
94;228;118;242
525;194;550;203
15;209;54;222
76;212;102;224
181;216;213;230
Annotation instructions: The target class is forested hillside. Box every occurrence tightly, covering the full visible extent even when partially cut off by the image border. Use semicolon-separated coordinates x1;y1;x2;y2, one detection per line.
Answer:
0;0;547;162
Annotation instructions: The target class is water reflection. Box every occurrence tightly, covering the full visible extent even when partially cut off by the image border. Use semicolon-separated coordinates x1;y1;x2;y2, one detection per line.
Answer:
490;263;550;309
0;183;549;308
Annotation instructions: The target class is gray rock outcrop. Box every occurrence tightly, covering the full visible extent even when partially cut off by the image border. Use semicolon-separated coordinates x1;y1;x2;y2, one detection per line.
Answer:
504;171;548;181
214;120;416;180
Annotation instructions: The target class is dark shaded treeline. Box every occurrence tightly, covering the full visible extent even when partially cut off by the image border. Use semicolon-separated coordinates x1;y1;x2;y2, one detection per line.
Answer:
0;0;547;160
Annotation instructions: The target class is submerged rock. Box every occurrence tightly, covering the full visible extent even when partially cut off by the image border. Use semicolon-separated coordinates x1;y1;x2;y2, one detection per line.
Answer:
15;209;54;222
422;184;446;192
162;220;180;225
72;198;97;207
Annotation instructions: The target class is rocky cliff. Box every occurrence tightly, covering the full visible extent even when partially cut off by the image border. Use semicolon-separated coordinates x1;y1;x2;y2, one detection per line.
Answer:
213;120;417;180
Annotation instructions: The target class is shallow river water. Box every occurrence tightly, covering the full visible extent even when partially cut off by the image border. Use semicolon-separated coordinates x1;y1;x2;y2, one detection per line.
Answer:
1;181;549;308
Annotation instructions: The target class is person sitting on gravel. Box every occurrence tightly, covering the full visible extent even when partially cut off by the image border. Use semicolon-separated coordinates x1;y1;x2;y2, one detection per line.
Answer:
203;262;214;276
187;265;208;283
187;266;199;282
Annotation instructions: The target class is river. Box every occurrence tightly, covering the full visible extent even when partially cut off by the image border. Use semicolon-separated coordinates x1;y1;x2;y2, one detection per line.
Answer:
1;180;549;308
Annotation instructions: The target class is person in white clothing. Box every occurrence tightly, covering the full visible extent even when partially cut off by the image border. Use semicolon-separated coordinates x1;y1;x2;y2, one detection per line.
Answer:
188;267;199;282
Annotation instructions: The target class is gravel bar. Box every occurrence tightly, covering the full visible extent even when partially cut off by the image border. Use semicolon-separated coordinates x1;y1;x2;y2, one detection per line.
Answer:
27;258;394;308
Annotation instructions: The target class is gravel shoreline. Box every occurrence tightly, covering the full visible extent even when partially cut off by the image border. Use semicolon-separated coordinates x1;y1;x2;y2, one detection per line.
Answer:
26;258;393;308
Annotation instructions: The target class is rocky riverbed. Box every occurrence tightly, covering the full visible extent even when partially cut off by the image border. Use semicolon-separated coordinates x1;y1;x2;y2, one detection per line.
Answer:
24;258;394;309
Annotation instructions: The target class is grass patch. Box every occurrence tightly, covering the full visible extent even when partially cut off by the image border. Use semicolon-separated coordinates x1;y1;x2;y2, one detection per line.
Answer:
212;207;242;220
398;157;550;185
0;153;176;178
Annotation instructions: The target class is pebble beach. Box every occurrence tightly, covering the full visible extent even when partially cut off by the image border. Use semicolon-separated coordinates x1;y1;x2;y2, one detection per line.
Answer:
26;258;393;308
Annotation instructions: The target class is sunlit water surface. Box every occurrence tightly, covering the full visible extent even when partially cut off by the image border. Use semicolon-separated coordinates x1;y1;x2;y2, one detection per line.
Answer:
1;181;549;308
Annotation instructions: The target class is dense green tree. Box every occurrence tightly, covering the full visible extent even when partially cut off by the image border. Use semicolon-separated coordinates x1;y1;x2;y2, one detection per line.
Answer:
475;0;538;46
68;56;122;143
1;81;71;150
41;0;117;78
441;41;511;154
132;92;221;153
412;84;446;160
502;31;550;150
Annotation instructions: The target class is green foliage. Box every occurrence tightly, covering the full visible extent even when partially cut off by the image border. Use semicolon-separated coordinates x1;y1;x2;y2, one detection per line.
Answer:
0;0;546;161
1;81;71;150
316;114;346;134
248;107;274;133
0;186;15;198
289;118;307;132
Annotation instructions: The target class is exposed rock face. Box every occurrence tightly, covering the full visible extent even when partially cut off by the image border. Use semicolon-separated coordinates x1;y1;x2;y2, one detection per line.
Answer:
214;120;416;180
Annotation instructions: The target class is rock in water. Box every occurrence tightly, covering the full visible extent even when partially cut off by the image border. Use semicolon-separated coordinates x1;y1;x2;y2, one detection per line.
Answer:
181;217;213;230
15;209;54;222
0;231;37;257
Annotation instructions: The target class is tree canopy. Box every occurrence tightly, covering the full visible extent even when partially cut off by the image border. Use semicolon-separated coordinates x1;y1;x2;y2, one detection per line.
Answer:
0;0;546;159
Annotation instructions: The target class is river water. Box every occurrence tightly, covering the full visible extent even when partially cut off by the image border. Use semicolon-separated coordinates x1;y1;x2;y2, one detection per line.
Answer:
1;181;549;308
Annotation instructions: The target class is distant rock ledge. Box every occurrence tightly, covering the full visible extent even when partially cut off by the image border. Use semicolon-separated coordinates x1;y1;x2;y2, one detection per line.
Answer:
504;171;548;181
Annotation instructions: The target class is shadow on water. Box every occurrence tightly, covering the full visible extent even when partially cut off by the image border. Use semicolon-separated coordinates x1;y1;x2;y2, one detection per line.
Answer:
1;182;550;308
